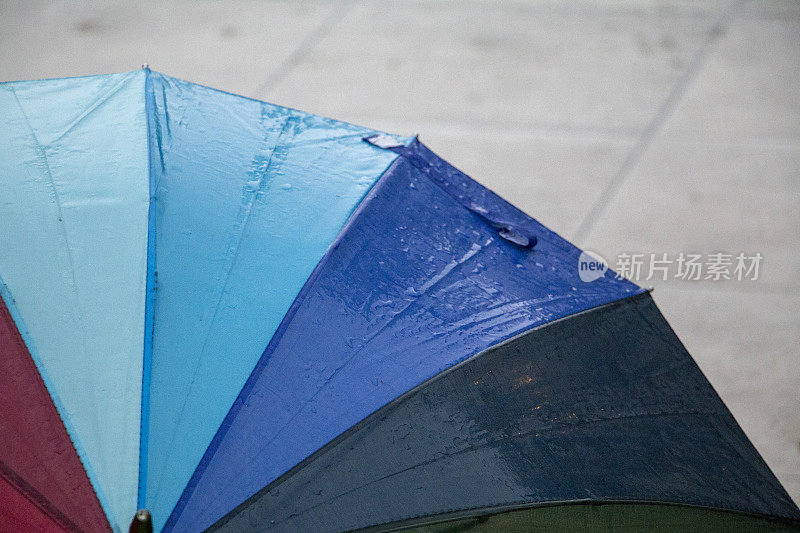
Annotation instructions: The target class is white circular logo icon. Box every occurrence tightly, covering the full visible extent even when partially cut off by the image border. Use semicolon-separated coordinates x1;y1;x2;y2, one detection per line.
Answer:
578;250;608;282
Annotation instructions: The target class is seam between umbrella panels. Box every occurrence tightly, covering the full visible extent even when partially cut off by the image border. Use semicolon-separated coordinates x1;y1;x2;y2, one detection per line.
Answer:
369;136;538;250
0;455;84;532
166;145;645;530
161;127;406;531
138;67;157;510
149;112;299;510
208;290;653;531
4;85;104;521
0;262;114;530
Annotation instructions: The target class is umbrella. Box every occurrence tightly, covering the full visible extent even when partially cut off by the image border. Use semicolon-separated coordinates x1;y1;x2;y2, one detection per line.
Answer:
0;69;797;533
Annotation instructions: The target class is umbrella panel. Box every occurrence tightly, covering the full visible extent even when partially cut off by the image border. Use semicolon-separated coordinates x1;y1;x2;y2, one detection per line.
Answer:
209;293;800;532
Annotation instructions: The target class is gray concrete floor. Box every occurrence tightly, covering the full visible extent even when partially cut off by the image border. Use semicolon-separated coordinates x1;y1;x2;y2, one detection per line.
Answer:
2;0;798;505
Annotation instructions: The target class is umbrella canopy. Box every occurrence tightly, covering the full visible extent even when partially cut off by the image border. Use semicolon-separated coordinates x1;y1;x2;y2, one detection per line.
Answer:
0;69;798;533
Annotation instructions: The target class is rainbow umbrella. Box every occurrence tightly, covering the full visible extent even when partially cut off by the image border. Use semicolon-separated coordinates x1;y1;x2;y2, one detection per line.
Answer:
1;69;798;532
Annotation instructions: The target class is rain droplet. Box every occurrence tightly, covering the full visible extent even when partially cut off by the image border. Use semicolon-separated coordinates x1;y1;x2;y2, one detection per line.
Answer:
404;286;419;297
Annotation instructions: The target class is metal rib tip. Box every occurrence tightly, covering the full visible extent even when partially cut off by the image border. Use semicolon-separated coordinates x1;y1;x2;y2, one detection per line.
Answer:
129;509;153;533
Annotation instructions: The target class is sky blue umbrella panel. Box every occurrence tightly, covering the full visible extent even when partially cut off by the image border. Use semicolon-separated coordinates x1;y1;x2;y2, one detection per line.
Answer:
0;69;798;533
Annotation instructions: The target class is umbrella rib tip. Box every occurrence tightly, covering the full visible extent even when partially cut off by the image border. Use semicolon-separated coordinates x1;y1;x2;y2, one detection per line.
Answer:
129;509;153;533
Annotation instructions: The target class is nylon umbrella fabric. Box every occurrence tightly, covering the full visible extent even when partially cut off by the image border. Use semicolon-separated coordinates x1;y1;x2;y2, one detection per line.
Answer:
0;69;798;532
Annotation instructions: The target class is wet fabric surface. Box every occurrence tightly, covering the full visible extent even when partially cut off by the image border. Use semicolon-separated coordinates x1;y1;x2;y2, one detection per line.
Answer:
143;72;403;531
211;293;800;532
165;141;642;532
0;297;111;532
3;70;795;533
0;71;149;529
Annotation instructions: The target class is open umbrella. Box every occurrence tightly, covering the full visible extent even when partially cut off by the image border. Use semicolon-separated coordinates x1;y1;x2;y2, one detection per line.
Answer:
1;69;798;532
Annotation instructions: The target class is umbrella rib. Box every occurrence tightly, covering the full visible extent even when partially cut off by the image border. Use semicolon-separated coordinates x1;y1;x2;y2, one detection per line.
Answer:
5;86;101;467
148;113;296;505
190;233;493;524
43;74;133;147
